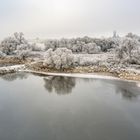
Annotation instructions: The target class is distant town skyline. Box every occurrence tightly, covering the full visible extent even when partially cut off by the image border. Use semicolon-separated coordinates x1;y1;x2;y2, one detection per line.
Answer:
0;0;140;39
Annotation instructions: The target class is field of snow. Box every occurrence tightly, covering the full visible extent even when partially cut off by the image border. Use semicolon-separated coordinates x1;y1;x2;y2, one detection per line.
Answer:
73;52;114;66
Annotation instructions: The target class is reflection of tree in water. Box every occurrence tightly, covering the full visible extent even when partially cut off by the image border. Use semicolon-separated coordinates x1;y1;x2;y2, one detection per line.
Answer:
44;76;76;95
101;79;140;100
114;81;140;100
0;72;28;81
116;88;137;100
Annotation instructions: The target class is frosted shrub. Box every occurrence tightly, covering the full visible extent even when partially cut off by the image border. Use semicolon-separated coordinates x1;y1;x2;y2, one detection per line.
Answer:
14;32;27;44
0;37;18;55
16;50;31;60
126;33;140;42
43;37;116;53
43;48;74;70
71;41;84;53
0;32;28;55
82;43;101;54
44;40;58;51
116;37;140;64
17;44;32;50
94;38;116;52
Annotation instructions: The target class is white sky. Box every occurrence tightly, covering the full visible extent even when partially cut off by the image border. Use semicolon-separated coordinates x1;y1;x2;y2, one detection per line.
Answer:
0;0;140;39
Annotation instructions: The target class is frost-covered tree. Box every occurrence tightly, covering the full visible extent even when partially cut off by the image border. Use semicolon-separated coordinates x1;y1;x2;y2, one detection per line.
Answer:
14;32;27;44
82;36;93;44
93;38;116;52
43;36;117;53
44;40;59;51
0;32;28;55
71;41;85;53
82;43;101;54
113;31;117;38
17;44;32;51
58;38;68;48
125;33;140;42
43;48;74;70
0;37;19;55
116;37;140;64
16;50;31;60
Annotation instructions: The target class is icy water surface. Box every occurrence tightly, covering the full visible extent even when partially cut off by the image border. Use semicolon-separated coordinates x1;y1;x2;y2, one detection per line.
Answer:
0;72;140;140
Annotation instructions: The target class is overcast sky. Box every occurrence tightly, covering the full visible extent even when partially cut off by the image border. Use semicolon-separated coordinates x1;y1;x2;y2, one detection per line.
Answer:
0;0;140;39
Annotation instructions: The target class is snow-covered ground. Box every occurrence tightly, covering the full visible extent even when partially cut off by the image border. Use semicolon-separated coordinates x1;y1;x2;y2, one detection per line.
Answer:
0;65;25;74
21;69;140;84
74;52;114;65
74;53;113;61
0;63;140;85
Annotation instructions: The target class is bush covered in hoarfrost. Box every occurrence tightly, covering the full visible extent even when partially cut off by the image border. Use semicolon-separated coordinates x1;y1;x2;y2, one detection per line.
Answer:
17;44;32;51
44;40;58;51
44;36;117;53
0;32;119;56
0;37;18;55
43;48;74;70
0;32;28;55
125;33;140;42
93;38;117;52
15;50;31;60
82;43;101;54
116;37;140;64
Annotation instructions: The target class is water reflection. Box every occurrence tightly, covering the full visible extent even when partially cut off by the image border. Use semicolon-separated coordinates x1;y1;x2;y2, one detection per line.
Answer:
0;73;140;140
104;79;140;100
44;76;76;95
115;83;140;100
1;72;140;100
0;72;28;81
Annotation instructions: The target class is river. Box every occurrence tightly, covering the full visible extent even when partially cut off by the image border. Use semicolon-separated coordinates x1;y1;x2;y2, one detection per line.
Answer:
0;72;140;140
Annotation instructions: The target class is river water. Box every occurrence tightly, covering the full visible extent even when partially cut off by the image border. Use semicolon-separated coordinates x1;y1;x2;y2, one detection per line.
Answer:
0;72;140;140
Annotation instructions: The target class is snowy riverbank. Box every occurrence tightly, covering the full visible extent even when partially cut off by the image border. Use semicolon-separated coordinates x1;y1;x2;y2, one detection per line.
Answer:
0;65;25;74
0;64;140;84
